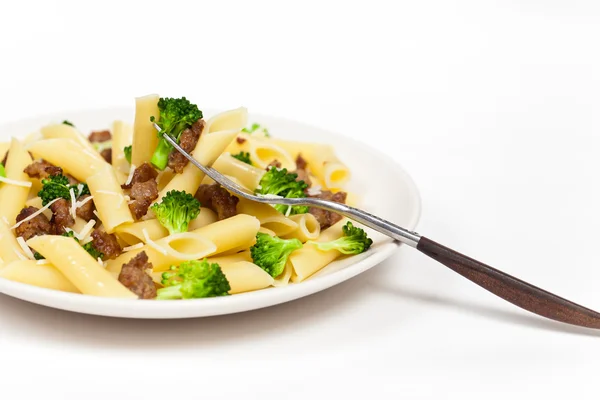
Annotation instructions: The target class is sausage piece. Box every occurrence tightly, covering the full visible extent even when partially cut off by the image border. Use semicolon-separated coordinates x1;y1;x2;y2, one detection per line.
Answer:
118;251;157;299
167;119;205;173
308;190;347;229
14;207;52;241
195;184;239;220
91;229;122;260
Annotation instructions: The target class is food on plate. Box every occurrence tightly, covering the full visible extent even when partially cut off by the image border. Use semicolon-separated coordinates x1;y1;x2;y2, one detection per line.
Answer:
0;94;372;300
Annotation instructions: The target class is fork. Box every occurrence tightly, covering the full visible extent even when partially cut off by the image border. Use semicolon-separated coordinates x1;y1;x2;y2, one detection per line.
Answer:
157;124;600;330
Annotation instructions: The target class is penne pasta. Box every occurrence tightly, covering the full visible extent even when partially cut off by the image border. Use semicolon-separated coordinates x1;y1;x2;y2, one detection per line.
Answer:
87;165;133;233
0;221;27;263
131;94;160;166
40;123;104;161
28;138;107;182
0;260;80;293
236;197;297;236
289;219;348;283
246;138;295;170
0;138;33;224
272;261;293;287
111;120;133;174
27;235;137;298
0;142;9;161
205;153;266;190
220;261;274;294
282;213;321;243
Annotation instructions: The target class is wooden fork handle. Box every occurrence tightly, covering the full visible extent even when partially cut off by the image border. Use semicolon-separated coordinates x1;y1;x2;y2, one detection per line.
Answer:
417;236;600;329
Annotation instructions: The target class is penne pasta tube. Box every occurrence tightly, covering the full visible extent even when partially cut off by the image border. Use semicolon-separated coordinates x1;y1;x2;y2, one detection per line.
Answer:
0;221;27;263
131;94;160;166
87;165;134;233
0;138;33;224
246;138;295;170
0;260;80;293
220;261;274;294
270;140;350;190
236;197;297;236
27;236;137;298
289;218;348;283
272;261;293;287
207;153;266;190
0;142;9;160
157;107;247;201
111;120;133;174
282;213;321;243
207;251;252;266
40;123;103;161
28;138;107;182
115;208;218;245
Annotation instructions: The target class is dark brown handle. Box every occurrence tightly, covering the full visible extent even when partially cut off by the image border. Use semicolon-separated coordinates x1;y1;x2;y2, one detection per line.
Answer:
417;236;600;329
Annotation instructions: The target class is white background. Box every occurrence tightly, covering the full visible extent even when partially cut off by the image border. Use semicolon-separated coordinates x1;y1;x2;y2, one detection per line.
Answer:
1;0;600;398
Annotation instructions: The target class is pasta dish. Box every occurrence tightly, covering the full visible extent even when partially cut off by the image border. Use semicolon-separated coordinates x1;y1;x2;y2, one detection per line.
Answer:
0;95;373;300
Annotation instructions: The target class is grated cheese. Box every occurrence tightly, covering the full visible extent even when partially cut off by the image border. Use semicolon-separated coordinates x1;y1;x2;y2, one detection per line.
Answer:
75;195;94;208
0;176;32;188
122;243;144;252
80;237;93;245
142;228;168;255
285;205;292;217
36;259;50;265
93;210;101;219
97;257;105;267
11;198;62;230
77;183;85;197
125;164;137;186
1;216;9;226
307;185;322;196
69;187;77;219
77;219;96;241
16;237;35;260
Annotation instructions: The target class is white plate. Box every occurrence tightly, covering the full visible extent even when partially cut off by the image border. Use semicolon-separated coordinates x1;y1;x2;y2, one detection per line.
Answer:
0;108;421;319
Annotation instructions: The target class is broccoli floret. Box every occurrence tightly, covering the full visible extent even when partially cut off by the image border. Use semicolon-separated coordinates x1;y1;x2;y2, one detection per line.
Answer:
62;120;75;127
38;175;89;205
232;151;252;165
0;164;5;178
150;190;201;235
62;231;104;259
92;141;112;153
33;252;44;260
312;222;373;255
255;167;309;215
124;145;132;164
38;175;71;205
83;242;104;259
242;123;270;137
250;233;302;277
157;259;231;300
150;97;203;170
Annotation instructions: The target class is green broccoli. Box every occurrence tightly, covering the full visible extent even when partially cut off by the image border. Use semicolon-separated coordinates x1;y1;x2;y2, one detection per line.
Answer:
62;231;104;259
255;167;309;215
250;232;302;278
157;259;231;300
242;123;270;137
150;190;201;235
312;222;373;255
0;164;5;178
150;97;203;170
38;175;71;205
231;151;252;165
62;120;75;127
33;252;44;260
124;145;132;164
38;175;89;205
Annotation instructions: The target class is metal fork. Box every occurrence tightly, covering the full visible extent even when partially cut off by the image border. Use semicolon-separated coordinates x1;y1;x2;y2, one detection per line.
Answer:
158;124;600;330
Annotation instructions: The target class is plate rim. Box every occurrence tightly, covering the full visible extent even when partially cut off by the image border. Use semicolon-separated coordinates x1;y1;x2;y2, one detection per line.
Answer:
0;106;422;319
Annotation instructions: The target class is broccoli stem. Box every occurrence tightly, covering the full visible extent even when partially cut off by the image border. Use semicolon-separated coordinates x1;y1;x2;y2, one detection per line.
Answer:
156;284;183;300
151;139;173;170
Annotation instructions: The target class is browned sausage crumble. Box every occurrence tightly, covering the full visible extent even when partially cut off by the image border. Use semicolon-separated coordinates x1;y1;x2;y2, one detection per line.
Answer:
309;190;347;229
23;160;63;180
294;154;311;188
49;198;75;234
195;184;239;220
236;136;247;144
100;148;112;164
75;195;96;221
15;207;52;241
91;228;122;260
128;180;159;220
121;162;158;190
266;159;282;170
118;251;157;299
167;119;205;173
88;130;111;143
